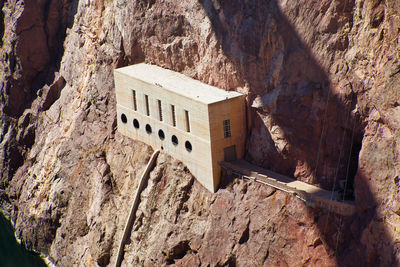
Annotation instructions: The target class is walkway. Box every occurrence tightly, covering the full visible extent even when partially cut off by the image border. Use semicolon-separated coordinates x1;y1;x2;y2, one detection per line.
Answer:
220;160;356;216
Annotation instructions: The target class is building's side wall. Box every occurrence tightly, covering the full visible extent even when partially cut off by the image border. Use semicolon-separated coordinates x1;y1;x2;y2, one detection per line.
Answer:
115;70;212;140
208;96;247;191
114;70;216;192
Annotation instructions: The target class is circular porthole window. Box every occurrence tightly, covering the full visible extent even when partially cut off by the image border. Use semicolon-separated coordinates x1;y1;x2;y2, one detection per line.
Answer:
145;124;152;134
171;135;178;146
185;141;192;152
158;129;165;140
133;119;140;129
121;113;127;124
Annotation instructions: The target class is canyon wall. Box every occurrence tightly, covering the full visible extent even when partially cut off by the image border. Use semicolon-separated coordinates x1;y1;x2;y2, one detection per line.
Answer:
0;0;399;266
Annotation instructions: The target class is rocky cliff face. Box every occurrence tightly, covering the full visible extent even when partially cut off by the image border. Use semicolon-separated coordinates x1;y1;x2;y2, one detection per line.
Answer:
0;0;399;266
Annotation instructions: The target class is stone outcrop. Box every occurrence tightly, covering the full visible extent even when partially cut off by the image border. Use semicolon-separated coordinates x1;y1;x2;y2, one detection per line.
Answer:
0;0;399;266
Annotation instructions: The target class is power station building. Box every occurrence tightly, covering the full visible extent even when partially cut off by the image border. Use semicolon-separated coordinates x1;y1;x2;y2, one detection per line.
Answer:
114;63;246;192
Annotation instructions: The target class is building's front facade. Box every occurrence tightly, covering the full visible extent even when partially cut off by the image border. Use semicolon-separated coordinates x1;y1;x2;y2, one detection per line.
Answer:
114;63;246;192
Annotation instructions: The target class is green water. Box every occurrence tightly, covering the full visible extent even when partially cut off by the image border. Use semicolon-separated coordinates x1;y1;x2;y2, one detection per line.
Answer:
0;213;47;267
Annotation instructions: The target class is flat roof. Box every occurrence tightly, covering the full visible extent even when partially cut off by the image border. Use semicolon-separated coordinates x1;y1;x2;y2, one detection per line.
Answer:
115;63;244;104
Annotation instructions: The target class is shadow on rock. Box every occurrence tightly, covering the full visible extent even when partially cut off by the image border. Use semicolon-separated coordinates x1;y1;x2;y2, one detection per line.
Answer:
199;0;397;265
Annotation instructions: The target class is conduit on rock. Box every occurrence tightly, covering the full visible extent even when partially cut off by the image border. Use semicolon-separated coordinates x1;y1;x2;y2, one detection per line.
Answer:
220;160;356;216
115;149;160;267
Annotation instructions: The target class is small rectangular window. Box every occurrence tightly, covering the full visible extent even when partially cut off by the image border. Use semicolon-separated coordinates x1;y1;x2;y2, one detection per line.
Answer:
185;110;190;132
132;90;137;111
171;104;176;127
145;94;150;116
223;119;231;138
158;99;163;121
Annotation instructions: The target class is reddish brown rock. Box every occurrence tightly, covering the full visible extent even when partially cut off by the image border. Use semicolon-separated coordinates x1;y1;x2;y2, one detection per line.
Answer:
0;0;399;266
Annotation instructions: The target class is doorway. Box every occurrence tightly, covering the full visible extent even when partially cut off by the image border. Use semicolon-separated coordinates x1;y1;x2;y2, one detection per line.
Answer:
224;145;237;162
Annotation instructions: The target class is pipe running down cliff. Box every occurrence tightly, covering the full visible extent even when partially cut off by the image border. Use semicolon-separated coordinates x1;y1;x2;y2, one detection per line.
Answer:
115;149;160;267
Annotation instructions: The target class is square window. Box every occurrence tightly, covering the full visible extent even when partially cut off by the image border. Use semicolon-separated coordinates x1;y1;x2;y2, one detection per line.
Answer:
223;119;231;138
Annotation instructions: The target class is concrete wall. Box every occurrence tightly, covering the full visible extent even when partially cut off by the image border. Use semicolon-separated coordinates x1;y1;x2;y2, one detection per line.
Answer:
115;71;212;140
114;69;246;192
208;96;247;191
115;70;216;191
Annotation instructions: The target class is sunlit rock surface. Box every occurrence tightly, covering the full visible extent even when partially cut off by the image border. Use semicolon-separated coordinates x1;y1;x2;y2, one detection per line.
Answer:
0;0;399;266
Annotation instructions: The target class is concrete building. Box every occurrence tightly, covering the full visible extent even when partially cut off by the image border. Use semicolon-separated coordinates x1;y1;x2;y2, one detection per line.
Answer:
114;63;246;192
